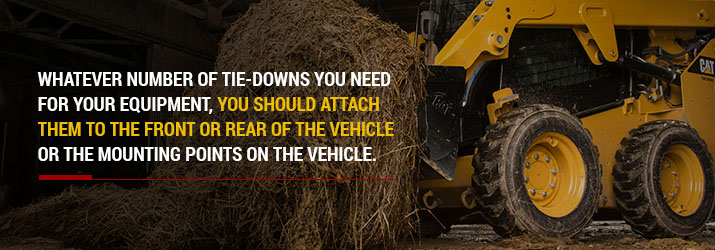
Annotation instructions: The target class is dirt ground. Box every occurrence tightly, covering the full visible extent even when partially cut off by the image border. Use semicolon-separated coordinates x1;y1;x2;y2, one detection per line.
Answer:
0;221;713;249
401;221;715;250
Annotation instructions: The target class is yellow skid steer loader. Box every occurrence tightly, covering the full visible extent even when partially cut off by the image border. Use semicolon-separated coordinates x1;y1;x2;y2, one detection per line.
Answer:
415;0;715;238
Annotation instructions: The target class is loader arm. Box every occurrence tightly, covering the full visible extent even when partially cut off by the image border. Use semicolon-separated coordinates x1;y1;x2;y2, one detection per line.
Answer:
435;0;715;76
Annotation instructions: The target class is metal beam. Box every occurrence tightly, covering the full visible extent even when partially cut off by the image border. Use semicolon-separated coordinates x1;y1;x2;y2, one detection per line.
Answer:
53;21;73;37
155;0;207;20
19;10;40;27
8;0;217;60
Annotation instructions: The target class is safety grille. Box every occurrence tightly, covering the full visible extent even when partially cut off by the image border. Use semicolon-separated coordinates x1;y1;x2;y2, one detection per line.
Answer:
501;29;626;114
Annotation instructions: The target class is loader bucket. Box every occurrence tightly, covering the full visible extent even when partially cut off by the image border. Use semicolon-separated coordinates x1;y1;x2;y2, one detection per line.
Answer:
418;66;465;180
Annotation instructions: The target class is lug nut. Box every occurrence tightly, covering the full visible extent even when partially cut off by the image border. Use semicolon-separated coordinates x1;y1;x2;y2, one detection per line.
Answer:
664;194;668;199
524;177;529;183
542;191;548;197
534;154;540;160
672;170;678;176
551;169;557;175
550;183;556;189
473;15;483;22
545;156;550;163
665;162;671;168
525;162;531;168
675;182;680;188
530;189;536;195
484;0;494;6
670;192;676;198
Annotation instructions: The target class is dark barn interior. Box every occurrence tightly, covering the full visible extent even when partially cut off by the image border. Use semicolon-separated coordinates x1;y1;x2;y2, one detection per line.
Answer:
0;0;482;208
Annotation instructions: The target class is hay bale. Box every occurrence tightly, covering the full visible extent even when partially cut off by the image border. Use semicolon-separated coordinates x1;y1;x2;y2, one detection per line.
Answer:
157;0;425;248
0;0;424;249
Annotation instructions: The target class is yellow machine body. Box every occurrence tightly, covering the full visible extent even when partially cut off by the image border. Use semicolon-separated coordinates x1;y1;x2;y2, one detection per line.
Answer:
418;0;715;211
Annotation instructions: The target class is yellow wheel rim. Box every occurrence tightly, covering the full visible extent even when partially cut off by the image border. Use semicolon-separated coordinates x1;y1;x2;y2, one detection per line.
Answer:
523;132;586;217
660;144;704;216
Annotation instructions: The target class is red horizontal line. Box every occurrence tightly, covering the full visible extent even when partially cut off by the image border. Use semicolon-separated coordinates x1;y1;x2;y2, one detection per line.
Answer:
39;175;92;180
39;175;392;181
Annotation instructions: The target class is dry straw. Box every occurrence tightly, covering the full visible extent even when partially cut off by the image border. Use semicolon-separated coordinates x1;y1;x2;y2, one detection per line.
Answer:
0;0;425;249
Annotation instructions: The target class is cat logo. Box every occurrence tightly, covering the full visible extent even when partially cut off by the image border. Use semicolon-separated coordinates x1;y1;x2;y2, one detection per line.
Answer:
689;56;715;77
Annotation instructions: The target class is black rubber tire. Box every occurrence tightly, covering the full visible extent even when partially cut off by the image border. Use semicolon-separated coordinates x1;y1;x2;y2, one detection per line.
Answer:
472;104;601;238
613;120;715;238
